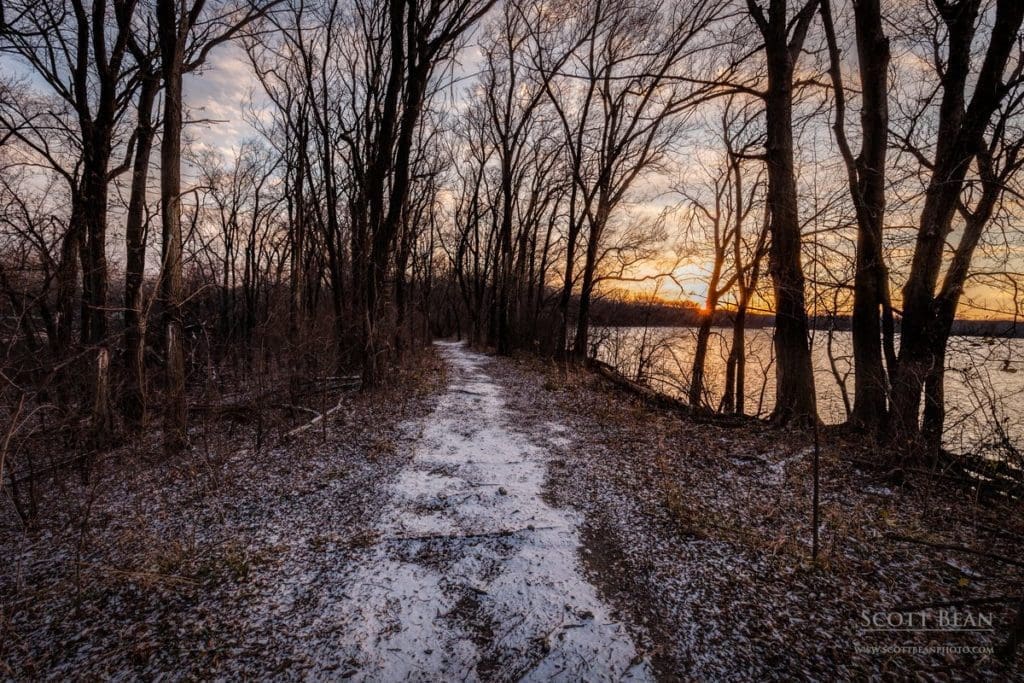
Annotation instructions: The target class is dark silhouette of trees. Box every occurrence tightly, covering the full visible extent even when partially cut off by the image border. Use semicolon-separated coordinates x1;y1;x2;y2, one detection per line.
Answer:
155;0;282;451
0;0;1022;477
744;0;820;426
820;0;894;436
882;0;1024;458
0;0;153;443
683;103;767;410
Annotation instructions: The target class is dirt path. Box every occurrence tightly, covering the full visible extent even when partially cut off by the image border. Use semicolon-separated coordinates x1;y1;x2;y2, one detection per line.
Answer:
325;341;651;680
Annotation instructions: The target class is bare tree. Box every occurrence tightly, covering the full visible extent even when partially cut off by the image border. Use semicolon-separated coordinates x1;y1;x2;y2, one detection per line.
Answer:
819;0;895;435
341;0;496;386
122;30;161;430
888;0;1024;457
719;101;770;416
477;0;568;353
682;104;765;409
532;0;727;364
155;0;281;451
0;0;147;350
745;0;820;425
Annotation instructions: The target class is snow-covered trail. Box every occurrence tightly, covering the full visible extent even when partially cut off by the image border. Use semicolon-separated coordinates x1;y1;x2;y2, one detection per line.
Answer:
324;341;651;681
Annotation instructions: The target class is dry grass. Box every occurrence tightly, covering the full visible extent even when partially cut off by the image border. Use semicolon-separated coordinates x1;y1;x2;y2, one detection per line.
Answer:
492;351;1024;680
0;348;446;678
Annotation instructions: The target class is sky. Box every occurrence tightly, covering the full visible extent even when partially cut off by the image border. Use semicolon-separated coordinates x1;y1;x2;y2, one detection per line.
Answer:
183;45;265;157
180;45;1024;321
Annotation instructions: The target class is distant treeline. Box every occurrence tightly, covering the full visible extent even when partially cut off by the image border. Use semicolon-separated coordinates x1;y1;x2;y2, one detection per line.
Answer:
589;296;1024;338
588;297;770;328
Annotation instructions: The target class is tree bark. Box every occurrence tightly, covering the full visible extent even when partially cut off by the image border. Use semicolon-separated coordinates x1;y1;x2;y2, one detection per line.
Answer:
54;200;84;353
90;347;113;449
79;143;112;346
722;303;747;414
123;69;159;430
157;0;188;451
690;244;727;408
753;0;819;425
572;202;608;364
821;0;892;434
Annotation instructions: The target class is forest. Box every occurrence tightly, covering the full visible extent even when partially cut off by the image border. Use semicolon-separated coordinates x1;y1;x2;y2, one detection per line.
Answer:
1;0;1024;678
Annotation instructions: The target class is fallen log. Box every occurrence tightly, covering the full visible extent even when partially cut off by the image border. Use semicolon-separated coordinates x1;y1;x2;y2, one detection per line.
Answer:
281;396;348;440
886;533;1024;568
586;358;753;428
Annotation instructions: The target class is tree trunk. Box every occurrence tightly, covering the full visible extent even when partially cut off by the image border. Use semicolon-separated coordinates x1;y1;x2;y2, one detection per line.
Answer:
842;0;892;434
889;0;1024;455
123;71;159;430
54;199;84;353
690;247;725;407
288;133;307;353
359;0;407;388
689;313;715;408
724;303;749;415
90;347;113;449
157;0;188;452
572;202;608;364
556;184;582;361
761;6;817;425
496;154;515;354
80;143;111;347
571;223;599;364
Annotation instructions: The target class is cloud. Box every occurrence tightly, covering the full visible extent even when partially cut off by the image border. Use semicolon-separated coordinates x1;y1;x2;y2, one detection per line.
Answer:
183;44;264;156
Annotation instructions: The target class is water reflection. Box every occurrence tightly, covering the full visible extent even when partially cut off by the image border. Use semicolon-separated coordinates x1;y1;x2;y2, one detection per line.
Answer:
593;326;1024;456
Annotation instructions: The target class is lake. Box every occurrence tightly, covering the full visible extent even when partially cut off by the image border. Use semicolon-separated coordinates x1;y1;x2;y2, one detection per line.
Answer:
592;326;1024;457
